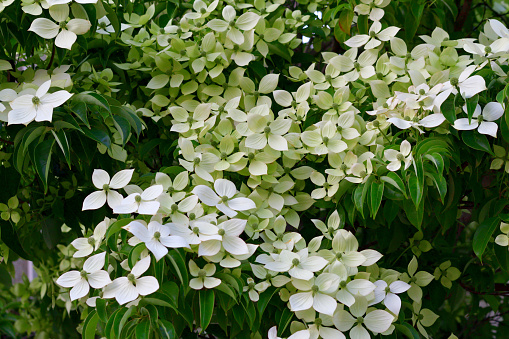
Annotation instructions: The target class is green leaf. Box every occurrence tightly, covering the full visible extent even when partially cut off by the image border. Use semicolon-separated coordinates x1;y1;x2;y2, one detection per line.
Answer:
32;138;55;192
369;181;384;218
395;323;420;339
495;241;509;272
112;105;145;137
199;289;215;333
103;2;121;38
466;94;479;123
424;153;444;174
408;173;423;208
115;306;137;339
96;298;108;323
473;217;500;262
338;10;354;35
356;15;369;34
113;115;131;147
51;130;71;168
83;310;99;339
441;97;456;123
73;92;111;112
71;101;90;128
105;308;125;339
129;243;147;268
268;42;291;62
428;171;447;202
135;319;150;339
0;219;29;260
159;319;176;339
167;250;189;286
277;308;293;336
462;131;493;154
381;172;407;197
214;282;237;300
82;4;97;36
257;286;278;318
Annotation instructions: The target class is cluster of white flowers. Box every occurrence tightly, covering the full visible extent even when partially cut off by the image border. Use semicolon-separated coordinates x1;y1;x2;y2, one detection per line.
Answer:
10;0;506;336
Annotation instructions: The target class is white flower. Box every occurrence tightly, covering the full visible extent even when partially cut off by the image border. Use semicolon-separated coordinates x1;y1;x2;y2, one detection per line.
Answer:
8;80;72;125
97;16;115;35
126;220;189;261
206;5;260;45
453;102;504;137
333;295;394;337
345;21;399;49
244;115;292;151
198;219;249;256
369;280;411;314
71;217;112;257
435;66;487;106
82;169;134;210
265;249;328;280
192;179;256;217
96;15;130;35
243;277;270;301
114;185;164;215
354;0;390;21
384;140;413;171
56;252;111;301
289;273;339;315
102;256;159;305
28;5;91;50
320;230;367;268
330;262;376;307
189;260;221;290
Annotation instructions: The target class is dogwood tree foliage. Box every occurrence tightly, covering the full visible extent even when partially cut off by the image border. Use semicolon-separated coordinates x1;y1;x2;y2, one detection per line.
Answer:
1;0;509;338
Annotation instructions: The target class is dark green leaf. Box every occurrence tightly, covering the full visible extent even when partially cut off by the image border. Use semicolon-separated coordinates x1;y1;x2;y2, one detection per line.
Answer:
129;243;147;268
96;298;108;323
369;181;384;218
82;127;111;148
199;289;214;333
466;94;479;123
73;92;111;112
159;319;176;339
32;138;55;191
113;115;131;147
408;174;422;208
83;310;99;339
71;101;90;128
441;97;456;123
277;308;293;336
51;130;71;168
462;131;493;154
135;319;150;339
473;217;500;262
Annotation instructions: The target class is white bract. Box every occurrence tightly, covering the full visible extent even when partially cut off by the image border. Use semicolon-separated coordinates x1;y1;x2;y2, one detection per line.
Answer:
384;140;413;171
453;102;504;137
102;255;159;305
82;169;134;210
56;252;111;301
189;260;221;289
126;220;189;261
71;217;111;258
114;185;164;215
192;179;256;217
28;5;91;49
333;295;394;338
8;80;72;125
370;280;411;314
